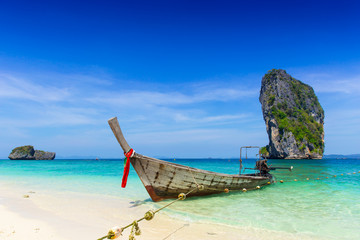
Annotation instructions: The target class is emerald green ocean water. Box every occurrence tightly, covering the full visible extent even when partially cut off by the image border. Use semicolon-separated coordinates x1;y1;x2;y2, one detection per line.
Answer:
0;158;359;239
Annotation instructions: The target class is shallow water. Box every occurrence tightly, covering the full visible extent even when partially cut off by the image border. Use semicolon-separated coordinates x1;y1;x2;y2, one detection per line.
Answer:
0;158;359;239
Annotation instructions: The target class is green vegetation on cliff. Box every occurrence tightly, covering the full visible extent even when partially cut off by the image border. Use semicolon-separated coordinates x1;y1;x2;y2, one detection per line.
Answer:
271;106;323;150
10;145;34;155
260;69;325;158
260;146;269;157
265;69;324;152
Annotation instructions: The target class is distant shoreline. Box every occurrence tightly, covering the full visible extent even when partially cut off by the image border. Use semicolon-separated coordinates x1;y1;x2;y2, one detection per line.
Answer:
323;154;360;159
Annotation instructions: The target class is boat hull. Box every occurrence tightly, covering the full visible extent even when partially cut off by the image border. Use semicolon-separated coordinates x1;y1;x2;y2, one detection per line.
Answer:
130;153;274;202
107;116;274;202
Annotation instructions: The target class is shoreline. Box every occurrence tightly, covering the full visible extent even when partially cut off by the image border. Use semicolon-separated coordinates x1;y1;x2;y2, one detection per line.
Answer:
0;181;324;240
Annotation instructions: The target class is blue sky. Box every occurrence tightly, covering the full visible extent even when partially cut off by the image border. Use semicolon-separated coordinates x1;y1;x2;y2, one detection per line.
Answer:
0;0;359;158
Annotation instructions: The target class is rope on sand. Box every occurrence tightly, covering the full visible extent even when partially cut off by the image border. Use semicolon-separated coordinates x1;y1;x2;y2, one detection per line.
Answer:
97;185;201;240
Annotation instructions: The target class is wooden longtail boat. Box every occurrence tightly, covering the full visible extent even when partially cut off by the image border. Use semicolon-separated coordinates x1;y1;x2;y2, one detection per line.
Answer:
108;117;274;202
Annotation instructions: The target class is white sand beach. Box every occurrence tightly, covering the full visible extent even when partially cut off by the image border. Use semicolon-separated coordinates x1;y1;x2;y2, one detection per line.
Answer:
0;182;324;240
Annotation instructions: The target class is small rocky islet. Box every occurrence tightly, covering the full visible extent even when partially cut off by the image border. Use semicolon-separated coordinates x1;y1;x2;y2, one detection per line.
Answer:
8;145;56;160
259;69;324;159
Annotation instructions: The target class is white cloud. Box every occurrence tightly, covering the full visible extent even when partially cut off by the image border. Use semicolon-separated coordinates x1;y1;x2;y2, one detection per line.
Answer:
0;73;70;102
313;78;360;94
0;71;257;132
0;107;100;127
290;67;360;95
173;113;249;123
0;70;266;159
85;87;256;108
191;82;258;101
87;91;193;106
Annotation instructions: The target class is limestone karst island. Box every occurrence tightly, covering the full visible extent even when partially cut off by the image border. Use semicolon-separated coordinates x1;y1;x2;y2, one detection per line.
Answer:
8;145;56;160
259;69;324;159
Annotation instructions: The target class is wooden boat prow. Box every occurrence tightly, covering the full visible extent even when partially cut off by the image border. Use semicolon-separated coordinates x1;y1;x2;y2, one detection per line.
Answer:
108;117;274;202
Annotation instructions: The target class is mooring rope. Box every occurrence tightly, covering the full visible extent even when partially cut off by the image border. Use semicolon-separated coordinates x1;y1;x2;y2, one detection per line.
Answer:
98;169;359;239
187;167;199;187
97;184;202;240
277;170;360;184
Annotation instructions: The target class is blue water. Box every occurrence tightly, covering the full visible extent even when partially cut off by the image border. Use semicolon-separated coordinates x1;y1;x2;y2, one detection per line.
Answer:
0;158;360;239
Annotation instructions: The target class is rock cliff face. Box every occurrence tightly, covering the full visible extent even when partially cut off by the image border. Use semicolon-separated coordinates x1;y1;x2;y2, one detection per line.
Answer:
34;150;56;160
259;69;324;159
9;145;56;160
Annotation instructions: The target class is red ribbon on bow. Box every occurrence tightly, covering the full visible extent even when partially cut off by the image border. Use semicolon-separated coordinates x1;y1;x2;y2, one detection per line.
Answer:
122;148;134;188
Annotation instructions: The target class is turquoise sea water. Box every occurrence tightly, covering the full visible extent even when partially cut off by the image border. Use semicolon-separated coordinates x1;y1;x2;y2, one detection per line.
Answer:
0;158;360;239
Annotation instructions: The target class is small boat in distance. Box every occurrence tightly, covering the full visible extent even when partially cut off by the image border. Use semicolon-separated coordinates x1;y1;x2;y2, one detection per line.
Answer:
108;117;274;202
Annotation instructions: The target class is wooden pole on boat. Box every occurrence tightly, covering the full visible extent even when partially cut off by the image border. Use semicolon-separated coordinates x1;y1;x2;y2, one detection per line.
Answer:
239;147;243;175
108;117;132;153
240;146;261;175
